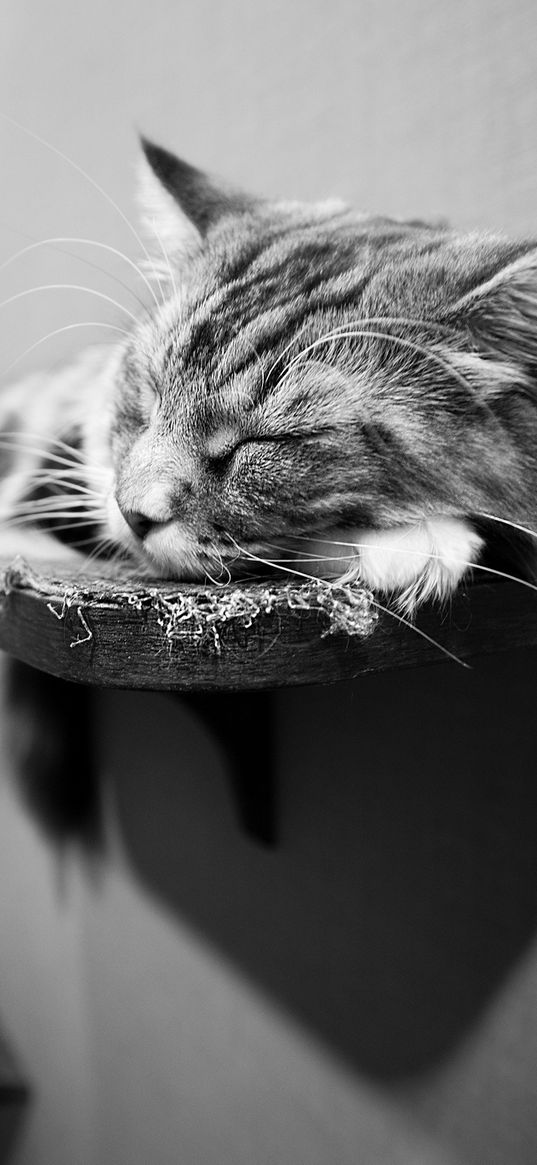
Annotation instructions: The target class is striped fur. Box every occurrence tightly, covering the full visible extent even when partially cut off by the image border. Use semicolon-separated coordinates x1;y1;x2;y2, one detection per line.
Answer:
3;139;537;607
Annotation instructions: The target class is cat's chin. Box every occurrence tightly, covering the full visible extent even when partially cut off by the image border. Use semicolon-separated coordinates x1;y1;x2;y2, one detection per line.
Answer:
105;498;209;580
130;544;209;582
104;506;483;611
128;536;234;584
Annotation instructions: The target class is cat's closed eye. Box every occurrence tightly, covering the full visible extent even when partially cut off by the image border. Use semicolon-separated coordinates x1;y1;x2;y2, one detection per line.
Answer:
208;435;283;468
207;431;325;476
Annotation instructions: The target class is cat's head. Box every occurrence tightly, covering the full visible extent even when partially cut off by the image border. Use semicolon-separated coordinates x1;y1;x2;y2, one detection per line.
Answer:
94;138;537;580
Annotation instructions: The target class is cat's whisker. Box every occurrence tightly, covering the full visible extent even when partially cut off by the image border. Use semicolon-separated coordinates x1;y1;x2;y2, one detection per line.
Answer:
0;440;82;466
1;508;104;522
4;483;98;499
293;533;537;598
149;217;178;301
229;536;337;588
0;285;139;326
26;483;98;500
29;461;91;474
282;327;474;397
229;536;468;667
0;515;103;532
368;597;469;669
0;431;87;460
0;237;159;311
204;545;233;586
0;445;90;472
137;258;168;304
325;316;451;335
260;554;354;564
0;112;157;289
217;543;242;575
240;336;266;392
22;469;99;489
267;315;451;384
74;533;108;564
0;437;108;475
2;322;130;378
267;322;313;383
460;562;537;595
266;321;311;384
473;512;537;541
14;463;91;479
68;534;107;550
1;491;103;510
262;539;333;561
5;510;99;525
9;455;109;489
5;499;102;517
76;535;124;571
80;541;108;566
41;528;109;553
203;564;231;587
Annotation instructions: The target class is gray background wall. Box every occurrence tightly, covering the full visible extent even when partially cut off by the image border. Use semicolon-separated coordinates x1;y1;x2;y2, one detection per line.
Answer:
1;2;537;1163
2;0;537;379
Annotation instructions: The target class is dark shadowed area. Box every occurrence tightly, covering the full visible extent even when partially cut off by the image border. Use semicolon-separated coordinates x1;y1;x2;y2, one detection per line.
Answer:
97;645;537;1079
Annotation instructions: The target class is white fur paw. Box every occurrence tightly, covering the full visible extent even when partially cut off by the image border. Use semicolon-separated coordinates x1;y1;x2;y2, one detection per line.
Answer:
338;517;484;612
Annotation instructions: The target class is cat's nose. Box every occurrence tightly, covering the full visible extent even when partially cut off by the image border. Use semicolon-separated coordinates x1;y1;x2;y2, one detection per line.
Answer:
122;509;158;540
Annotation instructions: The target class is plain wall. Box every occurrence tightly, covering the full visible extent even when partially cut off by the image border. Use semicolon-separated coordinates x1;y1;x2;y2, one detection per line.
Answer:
2;0;537;380
1;2;537;1163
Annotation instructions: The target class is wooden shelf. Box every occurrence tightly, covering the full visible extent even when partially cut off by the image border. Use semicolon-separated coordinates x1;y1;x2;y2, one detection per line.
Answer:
0;536;535;691
1;536;534;844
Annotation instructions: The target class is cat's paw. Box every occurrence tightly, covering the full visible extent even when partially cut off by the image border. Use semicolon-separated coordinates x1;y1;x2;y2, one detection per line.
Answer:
336;516;484;612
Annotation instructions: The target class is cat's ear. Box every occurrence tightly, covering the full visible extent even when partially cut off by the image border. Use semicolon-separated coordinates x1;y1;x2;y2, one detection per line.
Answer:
138;137;254;266
453;248;537;369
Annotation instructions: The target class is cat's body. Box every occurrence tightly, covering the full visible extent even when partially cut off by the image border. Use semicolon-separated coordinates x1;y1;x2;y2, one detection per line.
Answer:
4;136;537;843
3;138;537;617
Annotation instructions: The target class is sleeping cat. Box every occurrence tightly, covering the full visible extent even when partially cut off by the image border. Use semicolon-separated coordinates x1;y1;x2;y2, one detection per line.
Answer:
2;136;537;614
3;134;537;844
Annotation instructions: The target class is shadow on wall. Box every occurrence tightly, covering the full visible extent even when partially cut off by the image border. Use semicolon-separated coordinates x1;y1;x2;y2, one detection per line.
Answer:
0;1017;31;1162
96;646;537;1081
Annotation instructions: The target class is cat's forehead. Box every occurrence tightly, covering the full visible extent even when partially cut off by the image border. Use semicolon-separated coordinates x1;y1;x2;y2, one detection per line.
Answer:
169;212;466;338
126;217;518;413
143;216;372;361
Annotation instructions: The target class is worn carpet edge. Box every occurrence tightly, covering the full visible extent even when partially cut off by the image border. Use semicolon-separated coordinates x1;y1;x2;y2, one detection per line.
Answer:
0;556;378;651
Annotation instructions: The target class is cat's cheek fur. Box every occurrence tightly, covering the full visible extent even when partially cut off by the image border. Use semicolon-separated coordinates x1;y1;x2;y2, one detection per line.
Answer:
142;525;206;578
105;494;156;572
106;494;135;552
342;517;484;613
